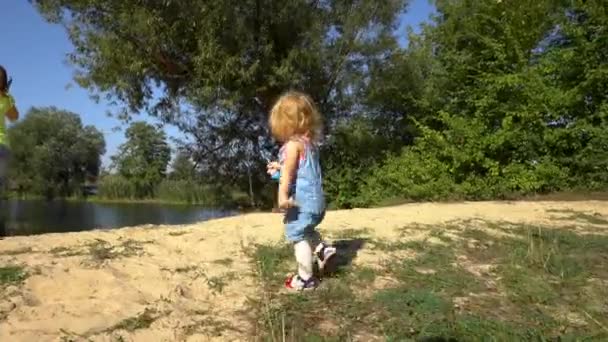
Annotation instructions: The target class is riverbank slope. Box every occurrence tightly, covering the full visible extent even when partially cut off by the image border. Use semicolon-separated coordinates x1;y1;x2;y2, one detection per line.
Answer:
1;200;607;341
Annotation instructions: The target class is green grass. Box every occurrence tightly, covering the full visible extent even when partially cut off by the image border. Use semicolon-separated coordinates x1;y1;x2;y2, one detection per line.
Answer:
547;209;608;225
247;222;608;341
0;265;27;286
330;228;370;240
250;243;293;287
351;266;376;283
371;238;427;252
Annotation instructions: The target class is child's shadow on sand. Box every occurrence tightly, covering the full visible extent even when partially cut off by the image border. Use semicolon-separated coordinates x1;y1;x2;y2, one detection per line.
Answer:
320;238;366;276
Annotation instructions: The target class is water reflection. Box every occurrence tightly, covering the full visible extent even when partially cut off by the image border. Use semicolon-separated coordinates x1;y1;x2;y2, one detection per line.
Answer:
1;199;236;236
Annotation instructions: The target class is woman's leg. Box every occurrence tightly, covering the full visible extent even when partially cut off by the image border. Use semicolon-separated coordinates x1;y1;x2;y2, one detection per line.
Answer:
0;148;7;238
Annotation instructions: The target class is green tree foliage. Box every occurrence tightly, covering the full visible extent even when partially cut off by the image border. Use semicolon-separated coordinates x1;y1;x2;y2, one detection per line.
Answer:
111;121;171;198
32;0;409;203
358;0;608;204
96;174;136;200
7;107;105;198
32;0;608;207
169;150;195;181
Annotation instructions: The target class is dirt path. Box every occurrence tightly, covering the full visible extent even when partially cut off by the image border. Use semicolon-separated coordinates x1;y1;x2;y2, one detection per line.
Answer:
1;201;607;341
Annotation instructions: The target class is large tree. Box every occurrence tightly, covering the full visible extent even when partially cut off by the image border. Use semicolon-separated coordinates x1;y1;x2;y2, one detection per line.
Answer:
111;121;171;198
357;0;608;204
8;107;105;198
31;0;409;202
169;150;196;181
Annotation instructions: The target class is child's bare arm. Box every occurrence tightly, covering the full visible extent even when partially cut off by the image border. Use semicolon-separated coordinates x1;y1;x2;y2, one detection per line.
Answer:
278;140;301;208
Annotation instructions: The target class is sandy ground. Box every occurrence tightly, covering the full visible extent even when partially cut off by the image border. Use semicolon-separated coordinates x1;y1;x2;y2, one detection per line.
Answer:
1;200;607;341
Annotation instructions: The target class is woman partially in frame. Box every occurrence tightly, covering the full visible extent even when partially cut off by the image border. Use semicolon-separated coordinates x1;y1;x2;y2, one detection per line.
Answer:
0;65;19;238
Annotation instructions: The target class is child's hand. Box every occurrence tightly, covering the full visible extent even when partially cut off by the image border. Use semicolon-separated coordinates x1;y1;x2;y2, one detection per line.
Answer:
278;193;296;209
278;198;296;209
267;161;281;175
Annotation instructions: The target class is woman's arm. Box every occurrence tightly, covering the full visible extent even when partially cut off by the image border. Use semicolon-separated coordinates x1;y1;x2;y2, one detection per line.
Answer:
1;95;18;122
6;106;18;122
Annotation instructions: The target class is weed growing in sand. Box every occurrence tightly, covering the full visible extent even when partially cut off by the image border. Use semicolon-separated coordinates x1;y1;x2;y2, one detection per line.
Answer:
547;209;608;225
213;258;234;266
0;265;27;286
109;308;158;332
0;247;33;256
206;272;238;295
58;329;92;342
49;246;86;257
168;230;190;236
206;276;227;294
59;336;91;342
182;310;236;338
85;239;147;265
169;263;238;295
174;265;200;274
247;222;608;340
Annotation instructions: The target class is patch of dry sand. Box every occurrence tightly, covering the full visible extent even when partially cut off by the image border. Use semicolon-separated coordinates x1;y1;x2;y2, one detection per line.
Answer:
0;201;607;341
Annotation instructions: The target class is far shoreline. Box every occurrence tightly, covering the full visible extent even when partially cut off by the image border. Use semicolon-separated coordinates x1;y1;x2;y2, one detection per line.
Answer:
5;190;608;209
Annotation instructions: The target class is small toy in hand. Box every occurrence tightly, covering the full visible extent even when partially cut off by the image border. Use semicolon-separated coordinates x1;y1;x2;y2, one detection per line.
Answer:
270;169;281;181
267;160;281;181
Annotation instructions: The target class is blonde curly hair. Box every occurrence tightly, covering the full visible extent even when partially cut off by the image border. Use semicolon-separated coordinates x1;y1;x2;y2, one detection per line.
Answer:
269;91;322;142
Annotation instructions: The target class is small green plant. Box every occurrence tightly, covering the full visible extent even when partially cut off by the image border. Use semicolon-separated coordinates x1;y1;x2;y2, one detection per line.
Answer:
0;265;27;286
50;246;85;257
0;247;33;256
85;239;146;265
206;276;227;294
88;239;114;263
213;258;234;266
168;230;190;237
109;308;157;332
174;265;199;273
182;311;232;338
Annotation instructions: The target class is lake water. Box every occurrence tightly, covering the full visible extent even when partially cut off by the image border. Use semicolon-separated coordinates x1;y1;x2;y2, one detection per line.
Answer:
0;199;237;237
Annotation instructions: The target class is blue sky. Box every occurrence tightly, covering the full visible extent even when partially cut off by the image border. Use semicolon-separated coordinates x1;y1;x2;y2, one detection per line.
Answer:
1;0;434;167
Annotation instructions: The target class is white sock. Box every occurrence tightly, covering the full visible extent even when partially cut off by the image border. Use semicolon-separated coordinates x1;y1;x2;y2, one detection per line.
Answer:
294;240;313;280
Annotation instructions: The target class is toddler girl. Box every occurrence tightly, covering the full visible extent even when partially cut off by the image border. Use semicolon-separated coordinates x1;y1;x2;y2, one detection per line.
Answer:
267;91;336;291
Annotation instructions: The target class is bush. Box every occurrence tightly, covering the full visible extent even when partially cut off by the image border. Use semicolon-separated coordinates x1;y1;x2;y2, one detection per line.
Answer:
97;175;137;200
358;148;456;205
356;110;606;207
155;179;216;205
322;118;403;209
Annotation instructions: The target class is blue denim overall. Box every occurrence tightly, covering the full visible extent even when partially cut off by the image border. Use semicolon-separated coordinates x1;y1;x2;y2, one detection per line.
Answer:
279;139;325;242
